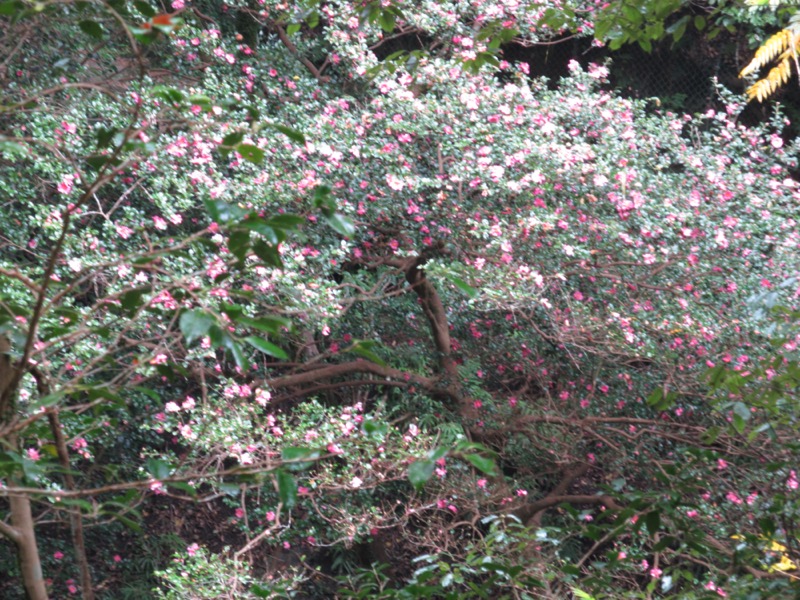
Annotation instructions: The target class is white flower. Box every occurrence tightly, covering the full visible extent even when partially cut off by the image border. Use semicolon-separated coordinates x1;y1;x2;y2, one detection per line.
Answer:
350;476;363;488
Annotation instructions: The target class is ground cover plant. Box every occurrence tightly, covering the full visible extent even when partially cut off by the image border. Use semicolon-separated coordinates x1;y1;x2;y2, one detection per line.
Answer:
1;1;800;598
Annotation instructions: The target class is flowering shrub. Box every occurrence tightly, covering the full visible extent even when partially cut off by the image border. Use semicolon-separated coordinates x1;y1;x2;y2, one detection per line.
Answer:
1;1;800;599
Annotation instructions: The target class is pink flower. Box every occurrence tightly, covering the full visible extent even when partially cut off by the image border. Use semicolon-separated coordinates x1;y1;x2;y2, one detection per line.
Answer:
54;551;64;560
649;567;662;579
26;448;40;461
113;555;122;563
788;470;798;490
116;225;134;239
57;174;75;195
477;479;487;489
171;0;184;9
725;491;742;505
265;511;276;522
187;543;199;556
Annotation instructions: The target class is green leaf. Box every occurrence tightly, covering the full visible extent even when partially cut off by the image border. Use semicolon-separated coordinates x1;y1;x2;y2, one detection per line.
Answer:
0;1;22;16
644;510;661;536
245;336;288;360
251;583;272;598
0;139;28;156
286;22;301;36
229;229;251;263
167;482;197;496
242;216;282;245
379;9;396;32
446;275;478;299
29;390;64;410
251;240;283;268
108;512;143;533
732;413;746;434
78;19;105;39
179;310;216;344
463;453;496;475
347;339;386;366
646;387;674;411
268;214;305;230
276;469;297;509
203;199;245;224
281;446;321;471
145;458;171;480
323;212;355;237
237;143;265;164
134;0;156;17
119;287;148;315
152;85;184;104
694;15;706;31
219;482;241;497
572;589;596;600
362;418;389;439
269;123;306;144
408;459;435;490
220;131;245;152
236;315;292;335
229;339;249;371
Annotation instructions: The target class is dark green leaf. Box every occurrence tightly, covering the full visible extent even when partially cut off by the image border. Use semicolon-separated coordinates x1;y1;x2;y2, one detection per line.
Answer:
237;143;265;164
252;240;283;268
270;123;306;144
446;275;478;299
220;482;241;497
379;10;396;32
134;0;156;17
236;315;292;334
463;453;496;475
0;1;22;16
281;446;321;471
245;336;288;360
276;469;297;509
145;458;171;480
362;419;389;439
78;19;104;38
644;510;661;536
408;459;435;490
220;131;245;151
323;212;355;237
179;310;216;344
229;229;251;263
268;214;305;230
347;339;386;366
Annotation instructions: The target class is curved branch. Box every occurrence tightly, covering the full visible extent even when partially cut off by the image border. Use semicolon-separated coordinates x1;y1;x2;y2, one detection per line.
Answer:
511;493;623;524
271;22;331;83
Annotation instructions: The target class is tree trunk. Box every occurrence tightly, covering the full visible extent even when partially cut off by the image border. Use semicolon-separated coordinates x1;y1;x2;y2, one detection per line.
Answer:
1;337;48;599
9;489;48;600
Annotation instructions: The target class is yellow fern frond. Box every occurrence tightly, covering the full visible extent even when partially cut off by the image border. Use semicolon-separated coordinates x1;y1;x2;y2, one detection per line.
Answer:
740;29;793;78
746;35;800;102
746;52;795;102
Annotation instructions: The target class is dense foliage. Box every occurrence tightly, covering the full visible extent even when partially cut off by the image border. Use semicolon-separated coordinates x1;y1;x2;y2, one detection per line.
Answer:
1;1;800;599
